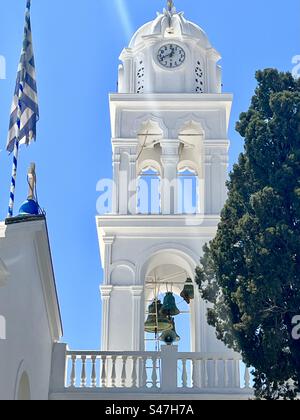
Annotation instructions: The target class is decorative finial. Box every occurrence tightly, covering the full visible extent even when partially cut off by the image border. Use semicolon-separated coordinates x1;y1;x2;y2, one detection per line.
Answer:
17;162;40;217
165;0;176;28
27;162;36;200
167;0;174;12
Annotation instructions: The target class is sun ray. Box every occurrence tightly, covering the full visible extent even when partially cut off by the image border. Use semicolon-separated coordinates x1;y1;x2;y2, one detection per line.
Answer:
114;0;134;41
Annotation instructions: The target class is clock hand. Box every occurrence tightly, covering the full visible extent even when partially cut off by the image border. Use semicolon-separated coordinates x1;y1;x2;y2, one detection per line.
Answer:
161;50;175;60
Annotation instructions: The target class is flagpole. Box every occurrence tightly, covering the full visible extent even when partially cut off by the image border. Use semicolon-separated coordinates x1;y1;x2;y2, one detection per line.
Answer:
7;0;36;218
7;110;21;218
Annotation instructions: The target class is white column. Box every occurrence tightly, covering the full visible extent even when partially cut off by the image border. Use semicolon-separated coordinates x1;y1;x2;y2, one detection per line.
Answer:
220;151;229;208
131;286;144;350
160;140;180;215
204;150;212;215
112;153;120;214
122;54;133;93
100;285;113;351
118;143;138;215
128;151;138;215
191;287;205;353
119;151;129;215
102;236;115;285
191;288;207;388
118;64;125;93
207;50;220;94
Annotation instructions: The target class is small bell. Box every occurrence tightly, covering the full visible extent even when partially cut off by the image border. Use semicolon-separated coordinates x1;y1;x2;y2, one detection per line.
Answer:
180;278;194;304
160;292;180;316
160;318;180;345
144;300;172;333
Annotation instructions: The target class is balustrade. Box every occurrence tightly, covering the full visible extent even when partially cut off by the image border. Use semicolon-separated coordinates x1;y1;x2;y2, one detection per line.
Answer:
64;349;251;392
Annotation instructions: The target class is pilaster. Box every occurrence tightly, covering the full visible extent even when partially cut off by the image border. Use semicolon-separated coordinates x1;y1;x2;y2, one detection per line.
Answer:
160;140;180;215
130;286;144;350
100;285;113;351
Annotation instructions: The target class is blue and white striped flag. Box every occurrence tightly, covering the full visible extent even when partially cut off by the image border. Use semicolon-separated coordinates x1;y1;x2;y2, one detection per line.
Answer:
6;0;39;153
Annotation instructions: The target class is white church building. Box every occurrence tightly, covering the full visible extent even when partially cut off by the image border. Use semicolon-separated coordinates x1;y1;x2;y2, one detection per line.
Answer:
0;3;252;400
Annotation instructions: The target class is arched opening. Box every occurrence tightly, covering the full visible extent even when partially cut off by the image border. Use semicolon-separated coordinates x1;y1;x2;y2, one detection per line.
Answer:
141;248;198;388
177;167;199;214
141;248;198;353
17;372;31;401
137;166;161;214
144;267;191;353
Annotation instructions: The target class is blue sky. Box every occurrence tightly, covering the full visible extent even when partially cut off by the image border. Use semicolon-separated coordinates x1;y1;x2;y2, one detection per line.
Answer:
0;0;299;350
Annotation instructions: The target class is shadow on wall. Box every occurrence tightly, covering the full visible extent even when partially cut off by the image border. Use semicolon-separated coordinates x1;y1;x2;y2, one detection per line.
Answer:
17;372;31;401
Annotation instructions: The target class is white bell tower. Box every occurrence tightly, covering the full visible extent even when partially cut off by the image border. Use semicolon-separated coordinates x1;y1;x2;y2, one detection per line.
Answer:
97;1;233;365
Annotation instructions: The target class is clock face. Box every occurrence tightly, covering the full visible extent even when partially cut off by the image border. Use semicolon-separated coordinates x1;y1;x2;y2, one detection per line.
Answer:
157;44;186;69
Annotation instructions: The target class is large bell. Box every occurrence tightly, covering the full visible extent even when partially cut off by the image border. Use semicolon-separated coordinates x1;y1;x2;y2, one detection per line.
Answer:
160;292;180;316
180;278;195;304
144;300;172;333
160;318;180;345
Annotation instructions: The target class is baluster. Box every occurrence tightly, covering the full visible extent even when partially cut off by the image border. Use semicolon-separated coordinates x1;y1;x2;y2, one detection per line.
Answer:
182;359;188;388
91;356;97;388
111;356;117;388
224;360;229;388
234;360;240;388
141;357;148;388
121;356;127;388
214;359;218;388
131;356;138;388
203;359;208;388
80;356;87;388
192;359;197;388
101;356;107;388
70;355;77;388
151;357;158;388
244;366;251;389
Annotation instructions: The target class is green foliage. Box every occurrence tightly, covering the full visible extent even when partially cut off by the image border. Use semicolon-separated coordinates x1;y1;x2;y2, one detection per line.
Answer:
196;69;300;400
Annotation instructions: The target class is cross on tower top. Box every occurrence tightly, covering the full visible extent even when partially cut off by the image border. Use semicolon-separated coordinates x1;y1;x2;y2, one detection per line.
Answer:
167;0;174;12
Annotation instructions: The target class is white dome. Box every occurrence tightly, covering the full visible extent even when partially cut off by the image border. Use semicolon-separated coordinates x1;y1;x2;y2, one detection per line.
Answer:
129;9;211;49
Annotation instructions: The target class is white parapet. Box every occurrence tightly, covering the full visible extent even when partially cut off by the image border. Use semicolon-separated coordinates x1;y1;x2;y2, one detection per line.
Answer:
49;344;253;400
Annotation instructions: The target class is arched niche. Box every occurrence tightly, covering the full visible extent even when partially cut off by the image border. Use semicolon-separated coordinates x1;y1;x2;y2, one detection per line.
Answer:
110;262;135;286
136;118;166;152
134;116;167;144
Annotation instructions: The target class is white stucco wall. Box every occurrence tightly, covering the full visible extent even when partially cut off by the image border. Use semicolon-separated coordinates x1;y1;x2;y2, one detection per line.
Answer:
0;219;62;400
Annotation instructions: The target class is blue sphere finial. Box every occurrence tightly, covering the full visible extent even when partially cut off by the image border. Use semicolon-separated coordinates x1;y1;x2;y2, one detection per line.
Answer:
18;199;39;216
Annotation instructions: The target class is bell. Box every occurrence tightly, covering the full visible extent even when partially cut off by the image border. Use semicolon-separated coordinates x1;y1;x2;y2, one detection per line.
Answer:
160;318;180;345
180;278;194;304
144;300;172;333
160;292;180;316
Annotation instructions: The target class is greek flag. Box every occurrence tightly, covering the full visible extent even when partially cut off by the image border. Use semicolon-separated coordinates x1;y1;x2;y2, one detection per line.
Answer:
6;0;39;153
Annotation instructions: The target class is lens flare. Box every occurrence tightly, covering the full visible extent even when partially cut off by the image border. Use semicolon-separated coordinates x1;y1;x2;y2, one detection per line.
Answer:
115;0;134;41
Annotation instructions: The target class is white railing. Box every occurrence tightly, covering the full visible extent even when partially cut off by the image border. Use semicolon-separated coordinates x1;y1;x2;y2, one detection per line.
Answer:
66;351;161;389
177;353;251;389
49;345;252;393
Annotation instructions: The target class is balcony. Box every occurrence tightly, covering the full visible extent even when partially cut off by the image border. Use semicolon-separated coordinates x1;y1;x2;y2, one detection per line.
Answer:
49;344;252;400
